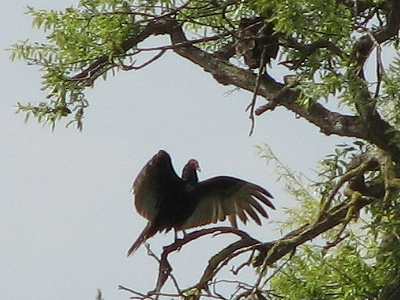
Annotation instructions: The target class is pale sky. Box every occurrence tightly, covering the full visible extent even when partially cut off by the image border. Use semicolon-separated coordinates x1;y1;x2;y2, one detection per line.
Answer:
1;1;346;299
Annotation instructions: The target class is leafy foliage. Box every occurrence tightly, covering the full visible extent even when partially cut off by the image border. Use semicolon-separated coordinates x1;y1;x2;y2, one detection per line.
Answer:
270;243;388;300
10;0;399;129
261;142;400;299
381;55;400;128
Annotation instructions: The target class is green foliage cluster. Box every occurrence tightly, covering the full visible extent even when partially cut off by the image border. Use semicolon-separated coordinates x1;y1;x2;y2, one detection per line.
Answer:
381;56;400;128
9;0;400;130
270;243;389;300
259;142;400;299
257;144;320;230
11;1;139;129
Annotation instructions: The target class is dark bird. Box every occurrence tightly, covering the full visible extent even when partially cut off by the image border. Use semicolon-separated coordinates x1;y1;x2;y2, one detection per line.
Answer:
127;150;275;256
235;17;279;69
181;158;200;183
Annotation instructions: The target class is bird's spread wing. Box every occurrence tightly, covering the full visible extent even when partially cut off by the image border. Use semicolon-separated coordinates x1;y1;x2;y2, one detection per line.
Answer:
133;150;180;221
180;176;275;230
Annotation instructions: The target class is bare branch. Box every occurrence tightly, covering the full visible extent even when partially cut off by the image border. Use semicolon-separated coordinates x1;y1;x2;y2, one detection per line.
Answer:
152;227;253;294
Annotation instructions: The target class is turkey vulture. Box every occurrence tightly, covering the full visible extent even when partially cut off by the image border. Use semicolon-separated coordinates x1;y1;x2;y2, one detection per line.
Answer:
235;17;279;69
127;150;275;256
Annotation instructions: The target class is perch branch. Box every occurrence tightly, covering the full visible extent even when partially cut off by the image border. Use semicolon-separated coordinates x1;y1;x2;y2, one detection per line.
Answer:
191;195;376;292
153;227;252;293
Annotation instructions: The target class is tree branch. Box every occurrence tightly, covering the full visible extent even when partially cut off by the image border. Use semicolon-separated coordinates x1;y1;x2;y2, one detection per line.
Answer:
152;227;251;294
282;38;344;70
67;11;400;160
351;0;400;73
256;195;375;265
173;195;377;293
163;19;400;161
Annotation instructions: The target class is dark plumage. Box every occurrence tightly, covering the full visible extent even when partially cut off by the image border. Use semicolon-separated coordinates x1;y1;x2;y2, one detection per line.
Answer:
127;150;275;256
235;17;279;69
181;159;200;183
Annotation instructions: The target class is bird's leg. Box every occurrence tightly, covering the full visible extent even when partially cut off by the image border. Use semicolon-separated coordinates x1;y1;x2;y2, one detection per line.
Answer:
173;229;187;241
174;229;179;242
172;229;189;253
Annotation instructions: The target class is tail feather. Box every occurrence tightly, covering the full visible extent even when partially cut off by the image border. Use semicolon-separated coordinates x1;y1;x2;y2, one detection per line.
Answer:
127;222;158;257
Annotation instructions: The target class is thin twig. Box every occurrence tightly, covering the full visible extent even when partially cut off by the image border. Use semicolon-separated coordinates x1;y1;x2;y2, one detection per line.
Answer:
246;47;269;136
118;285;149;299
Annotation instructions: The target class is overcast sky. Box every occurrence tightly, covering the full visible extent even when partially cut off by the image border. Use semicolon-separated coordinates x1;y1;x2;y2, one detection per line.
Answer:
1;2;347;299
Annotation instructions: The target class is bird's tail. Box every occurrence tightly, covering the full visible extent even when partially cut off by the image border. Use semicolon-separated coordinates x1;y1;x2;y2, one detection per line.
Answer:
127;223;157;257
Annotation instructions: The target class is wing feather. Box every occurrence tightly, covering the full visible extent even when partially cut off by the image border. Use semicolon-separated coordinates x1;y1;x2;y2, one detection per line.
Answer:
245;196;269;218
236;201;248;224
228;214;238;228
251;185;275;209
211;200;218;224
133;150;181;221
217;200;225;222
242;201;262;225
181;176;274;229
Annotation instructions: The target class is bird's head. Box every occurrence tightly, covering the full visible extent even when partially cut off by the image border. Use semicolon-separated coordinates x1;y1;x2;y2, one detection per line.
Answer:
187;159;201;172
182;159;201;182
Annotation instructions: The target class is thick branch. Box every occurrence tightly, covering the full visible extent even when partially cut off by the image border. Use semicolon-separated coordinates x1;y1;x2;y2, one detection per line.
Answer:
164;20;400;161
257;196;375;265
188;195;376;290
374;0;400;43
352;0;400;71
67;14;400;160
